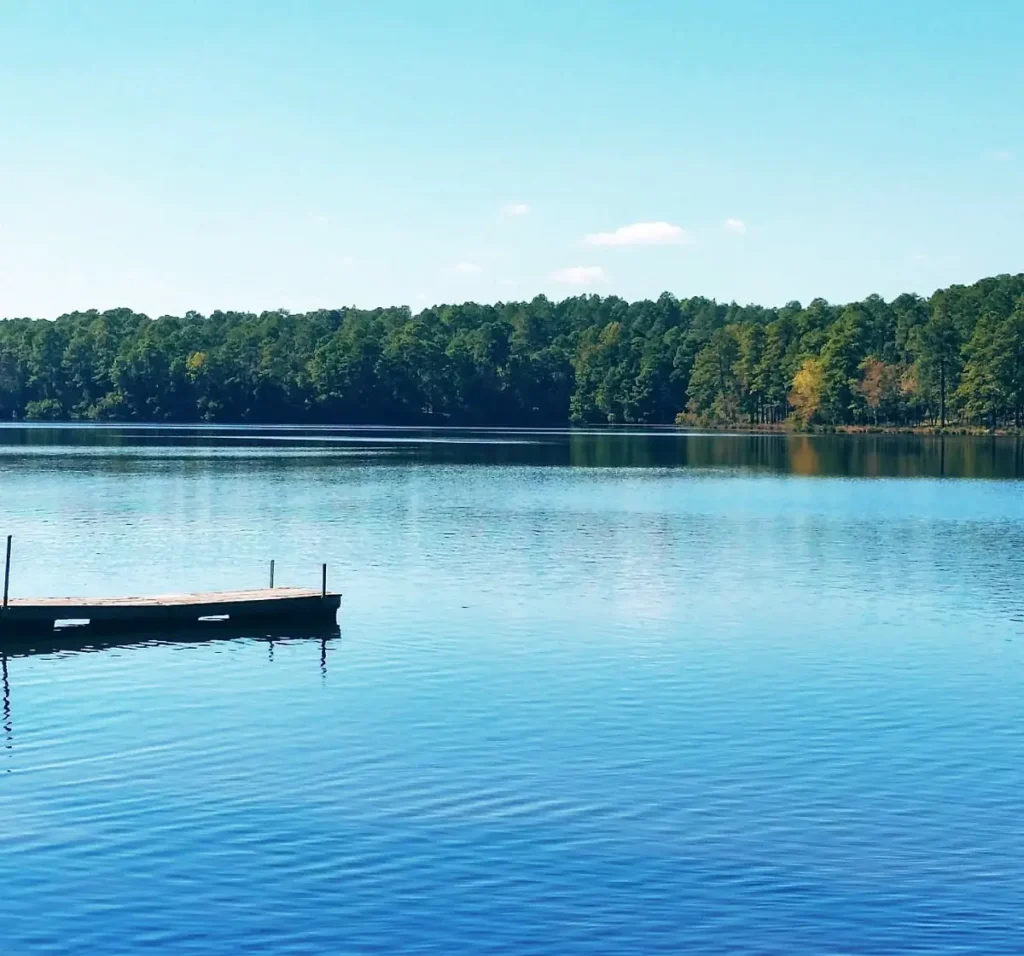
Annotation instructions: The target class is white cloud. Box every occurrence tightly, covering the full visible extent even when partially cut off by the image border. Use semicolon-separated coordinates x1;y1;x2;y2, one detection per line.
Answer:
985;148;1012;161
498;278;517;287
551;266;607;286
584;221;690;247
501;202;530;217
451;262;483;274
912;253;928;264
336;255;356;267
723;217;747;236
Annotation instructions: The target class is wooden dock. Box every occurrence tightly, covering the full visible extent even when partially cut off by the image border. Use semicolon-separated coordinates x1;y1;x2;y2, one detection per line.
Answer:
0;536;341;637
0;587;342;635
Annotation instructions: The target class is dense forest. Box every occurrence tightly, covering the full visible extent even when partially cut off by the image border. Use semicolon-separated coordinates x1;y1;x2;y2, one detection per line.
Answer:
1;273;1023;428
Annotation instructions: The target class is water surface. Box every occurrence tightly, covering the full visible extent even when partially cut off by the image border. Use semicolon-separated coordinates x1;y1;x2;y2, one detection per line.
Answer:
1;427;1022;953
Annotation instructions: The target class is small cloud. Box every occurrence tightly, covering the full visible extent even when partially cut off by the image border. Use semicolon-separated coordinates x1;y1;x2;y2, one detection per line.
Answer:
551;266;607;286
498;278;517;287
985;149;1012;161
584;221;690;247
501;202;530;217
450;262;483;275
912;253;928;264
336;255;356;267
723;217;747;236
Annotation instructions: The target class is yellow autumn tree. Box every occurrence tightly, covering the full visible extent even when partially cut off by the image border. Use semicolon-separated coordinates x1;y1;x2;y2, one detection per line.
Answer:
788;358;823;424
185;351;207;380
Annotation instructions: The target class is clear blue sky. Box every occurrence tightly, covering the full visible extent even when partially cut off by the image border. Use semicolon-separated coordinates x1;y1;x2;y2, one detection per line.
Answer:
1;0;1021;318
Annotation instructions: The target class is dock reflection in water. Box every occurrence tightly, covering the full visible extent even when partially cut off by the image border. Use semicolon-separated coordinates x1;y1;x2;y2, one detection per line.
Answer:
0;623;341;754
1;651;10;752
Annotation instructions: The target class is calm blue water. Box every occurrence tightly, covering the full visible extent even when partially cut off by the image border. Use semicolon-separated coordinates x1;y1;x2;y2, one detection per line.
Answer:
1;427;1022;953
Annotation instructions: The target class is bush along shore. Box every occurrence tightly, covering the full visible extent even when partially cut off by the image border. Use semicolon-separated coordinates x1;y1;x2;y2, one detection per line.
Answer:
1;272;1023;429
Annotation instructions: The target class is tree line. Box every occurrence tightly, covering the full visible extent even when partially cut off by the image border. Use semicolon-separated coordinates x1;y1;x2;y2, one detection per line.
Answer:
1;272;1022;428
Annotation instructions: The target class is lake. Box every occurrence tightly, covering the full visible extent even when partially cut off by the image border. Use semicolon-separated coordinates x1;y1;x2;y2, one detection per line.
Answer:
1;426;1022;954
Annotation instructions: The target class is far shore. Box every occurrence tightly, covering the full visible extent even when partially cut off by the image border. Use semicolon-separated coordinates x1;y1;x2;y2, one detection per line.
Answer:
1;417;1022;438
672;421;1024;437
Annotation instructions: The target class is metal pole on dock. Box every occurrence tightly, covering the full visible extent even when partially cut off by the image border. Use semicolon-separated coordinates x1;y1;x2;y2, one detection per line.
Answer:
321;563;327;599
3;535;11;610
269;559;275;589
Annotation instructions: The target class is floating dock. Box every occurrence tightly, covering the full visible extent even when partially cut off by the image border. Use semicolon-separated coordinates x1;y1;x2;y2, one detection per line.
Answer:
0;536;341;637
0;587;341;635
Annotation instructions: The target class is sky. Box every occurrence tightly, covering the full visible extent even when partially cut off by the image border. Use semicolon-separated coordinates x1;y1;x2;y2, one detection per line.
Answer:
0;0;1021;318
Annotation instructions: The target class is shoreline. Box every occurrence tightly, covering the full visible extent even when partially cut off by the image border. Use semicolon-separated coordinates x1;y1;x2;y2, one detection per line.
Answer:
0;418;1021;438
672;422;1024;437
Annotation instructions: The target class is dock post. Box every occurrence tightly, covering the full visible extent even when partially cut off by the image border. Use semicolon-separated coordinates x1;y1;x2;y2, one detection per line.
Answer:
322;563;327;599
2;535;10;610
270;559;275;589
